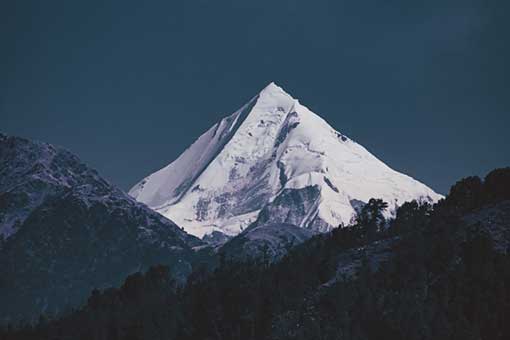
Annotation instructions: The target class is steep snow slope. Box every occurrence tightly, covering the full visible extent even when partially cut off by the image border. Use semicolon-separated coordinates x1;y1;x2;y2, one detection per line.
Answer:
130;83;442;237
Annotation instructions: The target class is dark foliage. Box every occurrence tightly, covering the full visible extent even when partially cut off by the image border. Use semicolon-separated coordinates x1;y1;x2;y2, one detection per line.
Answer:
484;167;510;203
1;168;510;340
437;167;510;216
356;198;389;241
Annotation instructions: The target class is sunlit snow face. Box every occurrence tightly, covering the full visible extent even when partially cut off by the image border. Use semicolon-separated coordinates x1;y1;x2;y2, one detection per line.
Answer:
129;83;442;238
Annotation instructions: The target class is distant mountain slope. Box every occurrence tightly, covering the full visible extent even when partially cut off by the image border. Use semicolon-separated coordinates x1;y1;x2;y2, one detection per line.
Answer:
130;83;442;237
219;223;316;262
0;134;202;322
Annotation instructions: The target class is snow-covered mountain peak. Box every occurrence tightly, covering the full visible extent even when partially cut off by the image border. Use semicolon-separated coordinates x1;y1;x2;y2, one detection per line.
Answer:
254;82;302;115
260;81;290;96
130;84;443;237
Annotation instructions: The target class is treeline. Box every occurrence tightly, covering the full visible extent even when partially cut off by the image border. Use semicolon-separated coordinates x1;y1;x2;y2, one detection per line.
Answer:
436;166;510;215
1;168;510;340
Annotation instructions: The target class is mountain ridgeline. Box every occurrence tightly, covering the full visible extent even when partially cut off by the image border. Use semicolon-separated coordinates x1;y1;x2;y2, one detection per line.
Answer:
0;134;204;323
3;167;510;340
1;83;508;339
129;83;442;238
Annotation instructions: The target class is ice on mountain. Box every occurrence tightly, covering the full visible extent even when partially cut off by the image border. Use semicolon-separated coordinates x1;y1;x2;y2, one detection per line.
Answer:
130;82;443;237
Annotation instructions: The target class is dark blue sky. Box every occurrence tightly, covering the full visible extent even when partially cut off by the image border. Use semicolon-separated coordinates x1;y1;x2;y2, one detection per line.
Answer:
2;0;509;194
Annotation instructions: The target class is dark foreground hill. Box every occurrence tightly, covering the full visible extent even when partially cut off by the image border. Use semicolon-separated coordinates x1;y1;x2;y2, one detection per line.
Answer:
0;134;202;322
2;167;509;340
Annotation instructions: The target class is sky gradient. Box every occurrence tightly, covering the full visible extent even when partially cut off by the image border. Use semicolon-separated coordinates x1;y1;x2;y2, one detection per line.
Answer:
2;0;509;194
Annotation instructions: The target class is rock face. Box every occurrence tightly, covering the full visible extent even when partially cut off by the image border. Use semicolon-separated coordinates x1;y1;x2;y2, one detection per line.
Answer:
130;83;442;238
220;223;316;262
0;134;202;322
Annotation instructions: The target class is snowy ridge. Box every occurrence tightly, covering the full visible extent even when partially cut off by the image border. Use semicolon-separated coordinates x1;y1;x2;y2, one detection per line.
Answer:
0;133;202;321
0;133;111;238
130;83;443;237
129;94;259;208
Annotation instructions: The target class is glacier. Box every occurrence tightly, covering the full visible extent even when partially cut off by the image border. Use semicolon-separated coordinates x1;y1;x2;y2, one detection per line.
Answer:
130;82;443;238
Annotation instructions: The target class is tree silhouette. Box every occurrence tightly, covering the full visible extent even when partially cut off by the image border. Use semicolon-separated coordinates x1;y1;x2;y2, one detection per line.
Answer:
357;198;388;240
3;168;510;340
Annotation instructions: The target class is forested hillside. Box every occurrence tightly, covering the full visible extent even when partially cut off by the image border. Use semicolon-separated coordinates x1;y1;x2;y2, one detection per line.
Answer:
2;168;509;340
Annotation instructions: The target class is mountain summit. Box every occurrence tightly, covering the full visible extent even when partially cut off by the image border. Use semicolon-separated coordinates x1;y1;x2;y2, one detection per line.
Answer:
130;83;442;237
